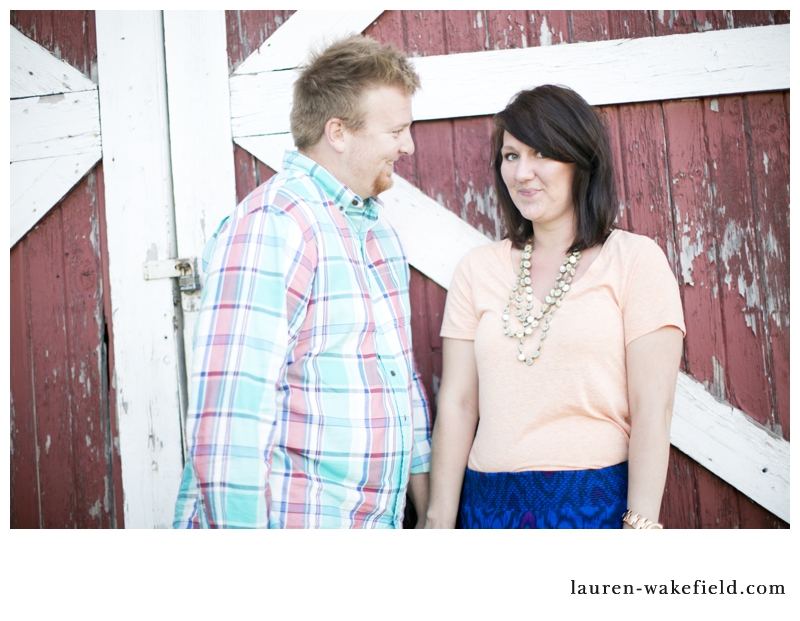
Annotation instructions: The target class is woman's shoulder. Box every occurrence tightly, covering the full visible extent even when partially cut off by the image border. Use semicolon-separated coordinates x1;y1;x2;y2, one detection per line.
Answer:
604;228;666;260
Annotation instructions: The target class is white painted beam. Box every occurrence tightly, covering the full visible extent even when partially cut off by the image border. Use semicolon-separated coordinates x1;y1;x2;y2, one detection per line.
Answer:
10;25;96;98
230;23;789;139
10;26;102;248
96;10;185;529
11;91;101;162
163;10;238;408
671;372;789;523
233;10;384;75
411;23;789;121
10;153;100;247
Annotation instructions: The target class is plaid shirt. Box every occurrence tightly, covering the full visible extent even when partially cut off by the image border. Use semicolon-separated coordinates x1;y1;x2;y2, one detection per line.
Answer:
173;151;431;528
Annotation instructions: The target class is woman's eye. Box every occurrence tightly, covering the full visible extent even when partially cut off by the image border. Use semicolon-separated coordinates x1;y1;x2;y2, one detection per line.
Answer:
535;151;545;159
504;153;518;161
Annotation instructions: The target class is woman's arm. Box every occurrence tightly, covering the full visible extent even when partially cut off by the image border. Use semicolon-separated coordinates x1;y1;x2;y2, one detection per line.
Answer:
424;337;480;528
625;326;684;528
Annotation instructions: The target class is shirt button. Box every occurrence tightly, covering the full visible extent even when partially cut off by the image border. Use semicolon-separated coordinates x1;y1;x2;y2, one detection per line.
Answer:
390;370;396;376
352;199;359;206
339;206;344;212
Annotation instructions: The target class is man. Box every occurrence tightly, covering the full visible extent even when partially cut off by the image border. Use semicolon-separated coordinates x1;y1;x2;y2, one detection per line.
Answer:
173;35;431;528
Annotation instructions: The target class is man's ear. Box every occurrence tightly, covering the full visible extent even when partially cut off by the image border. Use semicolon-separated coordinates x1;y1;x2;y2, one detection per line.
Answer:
323;117;347;154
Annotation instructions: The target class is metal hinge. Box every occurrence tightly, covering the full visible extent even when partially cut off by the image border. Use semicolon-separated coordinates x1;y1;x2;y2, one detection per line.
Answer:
143;257;201;292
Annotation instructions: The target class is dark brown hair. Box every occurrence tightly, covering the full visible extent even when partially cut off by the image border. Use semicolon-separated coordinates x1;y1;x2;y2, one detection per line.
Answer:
492;84;618;251
291;35;420;150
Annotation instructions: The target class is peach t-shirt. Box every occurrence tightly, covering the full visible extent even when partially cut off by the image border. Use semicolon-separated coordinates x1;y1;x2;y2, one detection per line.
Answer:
440;229;685;472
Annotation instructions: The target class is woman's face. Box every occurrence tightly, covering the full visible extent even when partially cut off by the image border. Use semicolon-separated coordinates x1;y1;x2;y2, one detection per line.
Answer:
500;131;576;231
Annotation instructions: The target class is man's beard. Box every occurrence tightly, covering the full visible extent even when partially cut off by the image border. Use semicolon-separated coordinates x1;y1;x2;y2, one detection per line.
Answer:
370;168;394;197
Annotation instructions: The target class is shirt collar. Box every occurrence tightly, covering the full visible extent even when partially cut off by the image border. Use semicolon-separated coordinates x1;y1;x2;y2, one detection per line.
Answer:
282;150;384;224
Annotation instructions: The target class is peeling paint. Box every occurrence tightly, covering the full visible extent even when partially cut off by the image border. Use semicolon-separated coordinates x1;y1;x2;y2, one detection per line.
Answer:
88;499;101;519
679;229;704;286
540;16;552;46
737;272;761;309
85;434;92;447
706;355;726;400
762;151;770;174
146;243;159;262
45;435;51;455
475;11;483;28
710;99;719;113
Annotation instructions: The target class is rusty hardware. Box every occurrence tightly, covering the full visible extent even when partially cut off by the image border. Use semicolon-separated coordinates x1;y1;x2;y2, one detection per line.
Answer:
177;260;201;293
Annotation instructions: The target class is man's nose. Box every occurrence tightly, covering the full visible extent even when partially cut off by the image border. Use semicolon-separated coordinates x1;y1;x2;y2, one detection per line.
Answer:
400;128;415;156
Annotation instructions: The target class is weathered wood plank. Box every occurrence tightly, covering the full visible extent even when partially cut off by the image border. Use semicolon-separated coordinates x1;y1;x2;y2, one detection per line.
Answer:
660;448;699;529
164;10;239;388
60;170;112;528
406;120;459;217
10;23;95;97
26;207;77;528
485;10;529;50
225;10;295;195
704;95;773;426
743;92;790;439
595;106;631;230
233;10;383;74
11;91;101;162
569;10;611;42
95;161;125;527
362;9;405;50
452;117;502;239
528;11;569;46
662;99;727;397
225;10;296;73
616;102;676;264
10;243;40;528
606;10;654;39
671;371;789;522
11;153;101;248
96;10;186;528
230;23;790;138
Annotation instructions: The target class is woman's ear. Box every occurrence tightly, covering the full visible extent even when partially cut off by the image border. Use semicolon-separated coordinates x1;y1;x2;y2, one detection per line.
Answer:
323;117;347;154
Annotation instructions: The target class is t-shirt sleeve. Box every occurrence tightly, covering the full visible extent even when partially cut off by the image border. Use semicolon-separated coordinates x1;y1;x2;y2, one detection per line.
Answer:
440;251;480;340
622;238;686;347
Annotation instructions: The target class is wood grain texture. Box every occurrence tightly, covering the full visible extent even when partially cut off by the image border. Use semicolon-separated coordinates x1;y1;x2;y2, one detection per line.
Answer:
10;243;40;528
704;95;773;427
10;10;121;529
662;100;726;397
742;92;790;439
96;10;187;528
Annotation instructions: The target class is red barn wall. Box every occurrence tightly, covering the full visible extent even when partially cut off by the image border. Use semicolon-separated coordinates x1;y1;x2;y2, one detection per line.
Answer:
10;10;788;528
225;10;789;528
10;11;124;528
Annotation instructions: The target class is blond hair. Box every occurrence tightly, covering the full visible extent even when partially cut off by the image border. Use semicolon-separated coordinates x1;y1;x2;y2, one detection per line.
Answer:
290;35;420;150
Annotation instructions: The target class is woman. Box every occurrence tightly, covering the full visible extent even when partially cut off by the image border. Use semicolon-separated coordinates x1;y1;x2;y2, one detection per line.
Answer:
424;85;685;529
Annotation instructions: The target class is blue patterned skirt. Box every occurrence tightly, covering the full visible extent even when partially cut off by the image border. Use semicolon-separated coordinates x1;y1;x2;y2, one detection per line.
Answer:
458;462;628;529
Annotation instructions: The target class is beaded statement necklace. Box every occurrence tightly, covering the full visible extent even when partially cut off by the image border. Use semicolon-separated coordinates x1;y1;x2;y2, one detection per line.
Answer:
502;242;581;365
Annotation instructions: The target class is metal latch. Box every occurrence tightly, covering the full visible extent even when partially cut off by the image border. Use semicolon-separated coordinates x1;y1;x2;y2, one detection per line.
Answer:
143;257;201;293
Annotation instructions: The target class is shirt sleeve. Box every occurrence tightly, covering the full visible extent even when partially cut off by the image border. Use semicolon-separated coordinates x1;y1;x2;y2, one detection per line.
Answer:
622;237;686;347
440;250;479;340
174;202;314;529
409;360;432;474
